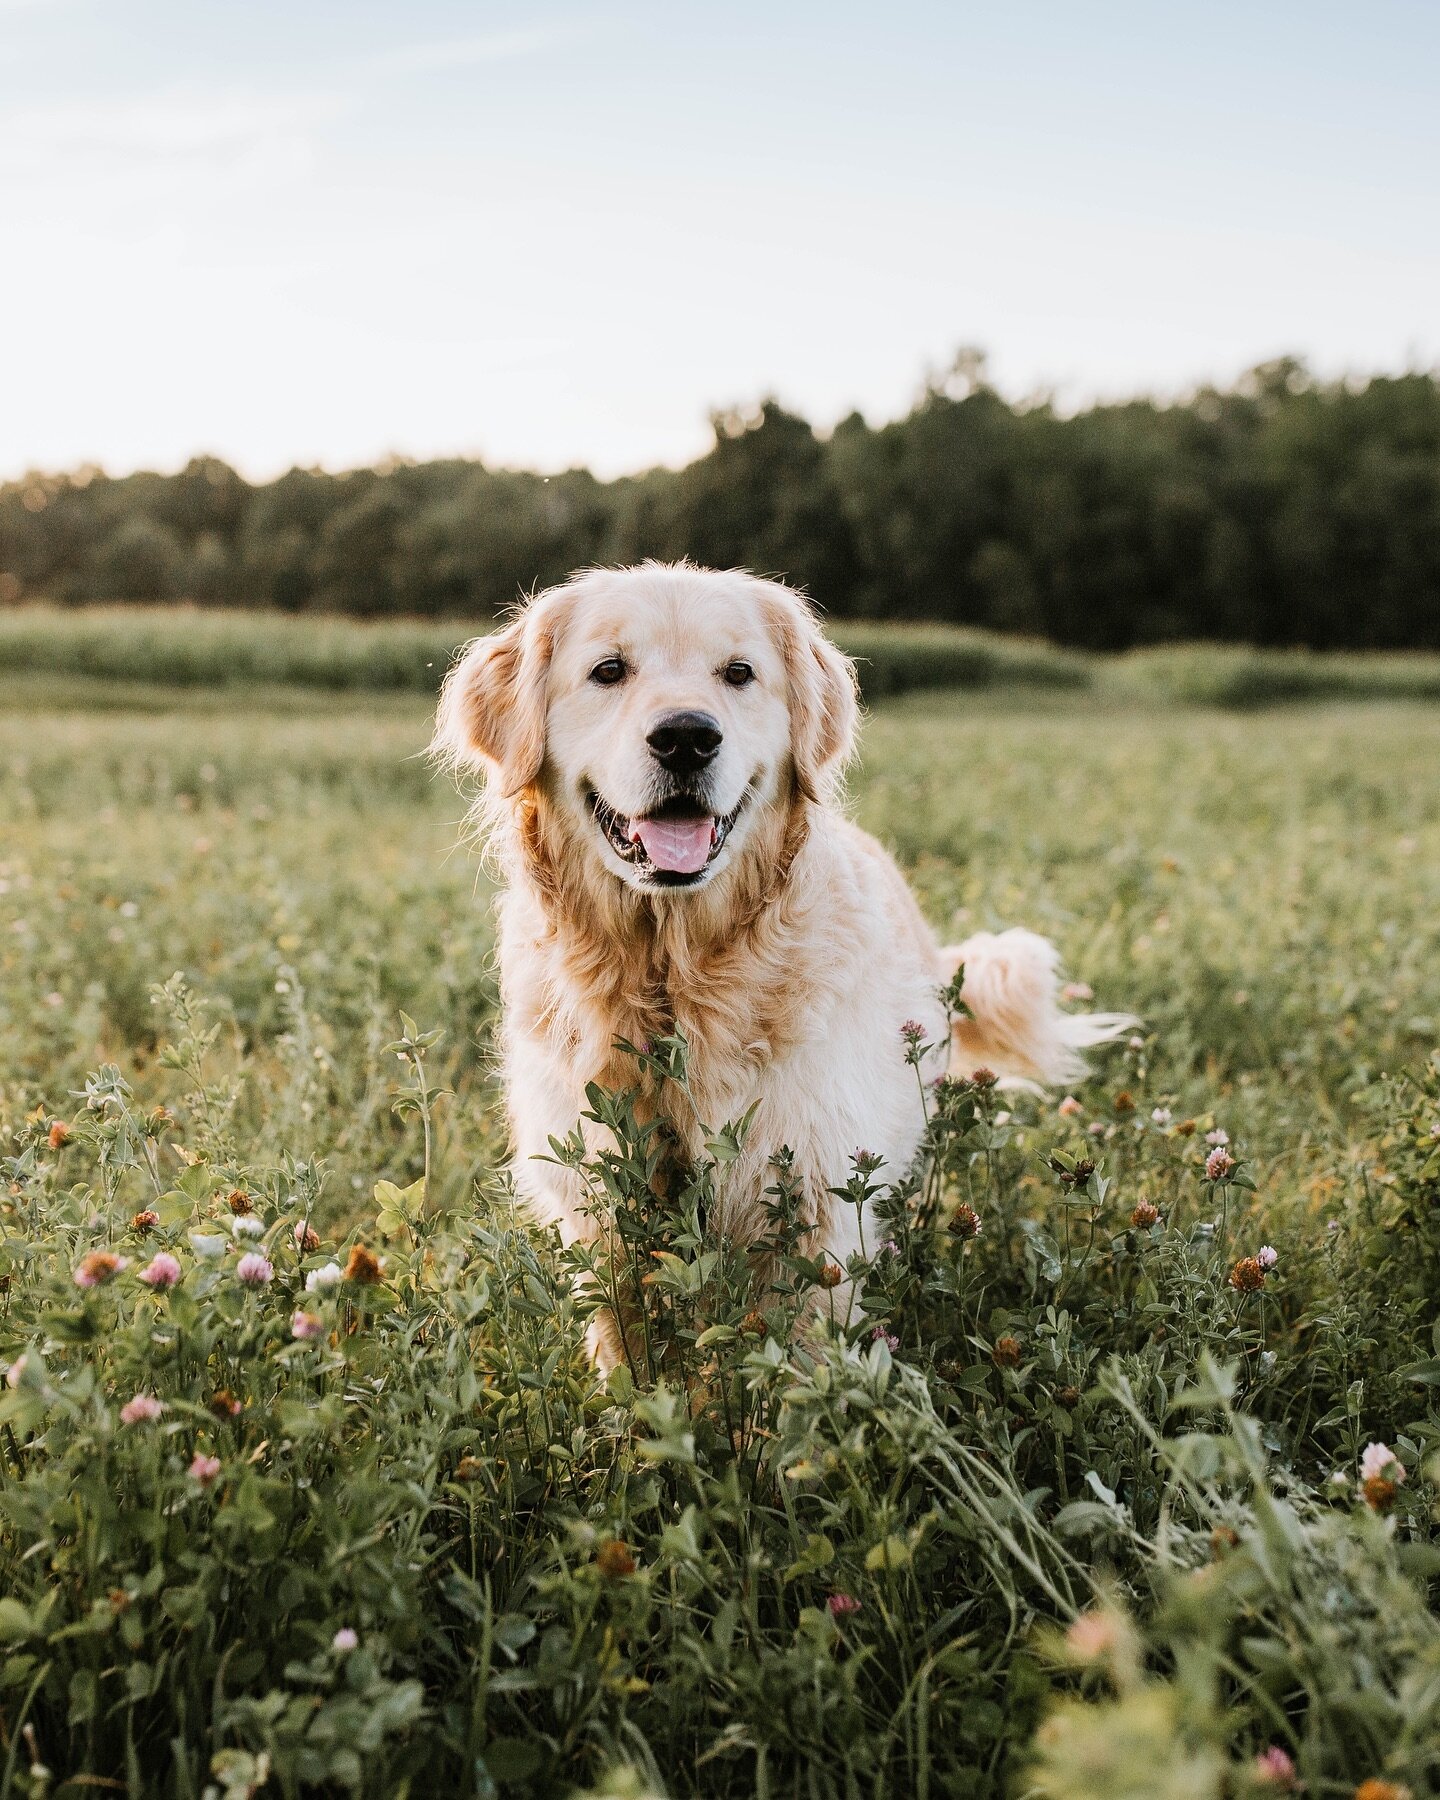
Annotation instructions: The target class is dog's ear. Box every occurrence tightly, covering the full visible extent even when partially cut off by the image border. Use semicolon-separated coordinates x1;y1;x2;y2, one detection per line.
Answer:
765;584;859;801
431;603;556;798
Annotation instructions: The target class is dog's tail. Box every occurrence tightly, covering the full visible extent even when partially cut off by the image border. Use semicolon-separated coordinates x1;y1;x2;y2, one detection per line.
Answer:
940;928;1137;1090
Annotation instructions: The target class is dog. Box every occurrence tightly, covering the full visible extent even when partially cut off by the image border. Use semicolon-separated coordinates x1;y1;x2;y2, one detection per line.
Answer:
432;563;1130;1364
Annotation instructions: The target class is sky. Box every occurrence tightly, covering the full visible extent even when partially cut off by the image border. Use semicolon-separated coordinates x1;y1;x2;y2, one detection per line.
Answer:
2;0;1437;482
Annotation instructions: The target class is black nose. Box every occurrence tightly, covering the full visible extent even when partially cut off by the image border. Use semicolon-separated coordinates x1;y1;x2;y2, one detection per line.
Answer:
646;709;723;776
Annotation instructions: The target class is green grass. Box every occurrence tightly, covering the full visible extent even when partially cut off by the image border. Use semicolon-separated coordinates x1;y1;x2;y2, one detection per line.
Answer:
10;601;1440;710
1;683;1438;1797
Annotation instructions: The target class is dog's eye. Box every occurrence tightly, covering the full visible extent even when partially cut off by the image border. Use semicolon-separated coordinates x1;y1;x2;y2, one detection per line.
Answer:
722;661;754;688
589;657;628;686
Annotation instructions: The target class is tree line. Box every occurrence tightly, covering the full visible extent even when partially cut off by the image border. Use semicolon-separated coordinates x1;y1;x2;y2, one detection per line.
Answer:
3;355;1438;649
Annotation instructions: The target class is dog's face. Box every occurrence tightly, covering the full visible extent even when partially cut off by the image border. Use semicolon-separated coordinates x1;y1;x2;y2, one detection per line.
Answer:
433;565;858;894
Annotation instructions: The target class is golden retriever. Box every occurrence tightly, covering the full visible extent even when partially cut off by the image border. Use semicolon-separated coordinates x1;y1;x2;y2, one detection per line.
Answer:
433;563;1129;1363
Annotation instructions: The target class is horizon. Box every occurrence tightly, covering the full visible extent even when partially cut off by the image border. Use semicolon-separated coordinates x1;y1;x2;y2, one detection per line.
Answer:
4;0;1437;484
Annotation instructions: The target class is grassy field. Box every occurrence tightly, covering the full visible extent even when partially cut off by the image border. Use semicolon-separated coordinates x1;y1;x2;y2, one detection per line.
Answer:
1;673;1439;1797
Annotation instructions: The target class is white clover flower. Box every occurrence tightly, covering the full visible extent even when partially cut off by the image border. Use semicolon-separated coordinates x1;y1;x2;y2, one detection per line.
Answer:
1256;1245;1278;1269
231;1215;265;1239
306;1261;343;1293
1205;1128;1230;1147
1151;1107;1173;1126
1359;1441;1405;1485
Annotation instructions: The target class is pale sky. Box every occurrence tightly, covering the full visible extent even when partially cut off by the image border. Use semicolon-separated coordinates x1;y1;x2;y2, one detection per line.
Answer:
2;0;1436;482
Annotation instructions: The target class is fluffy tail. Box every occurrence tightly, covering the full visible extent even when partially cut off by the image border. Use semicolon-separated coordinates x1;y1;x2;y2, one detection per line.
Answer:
941;928;1137;1090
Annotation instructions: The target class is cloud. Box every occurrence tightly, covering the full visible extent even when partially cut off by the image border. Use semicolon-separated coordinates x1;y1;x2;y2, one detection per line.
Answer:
353;22;590;80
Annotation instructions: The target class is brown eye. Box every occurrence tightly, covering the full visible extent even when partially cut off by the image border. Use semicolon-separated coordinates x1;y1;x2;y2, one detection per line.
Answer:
590;657;627;686
723;660;754;688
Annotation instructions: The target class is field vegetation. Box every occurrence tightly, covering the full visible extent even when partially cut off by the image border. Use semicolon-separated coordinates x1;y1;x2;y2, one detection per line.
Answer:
1;670;1438;1797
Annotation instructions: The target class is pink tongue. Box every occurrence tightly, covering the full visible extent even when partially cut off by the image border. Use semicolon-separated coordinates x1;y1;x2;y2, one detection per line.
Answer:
631;815;715;874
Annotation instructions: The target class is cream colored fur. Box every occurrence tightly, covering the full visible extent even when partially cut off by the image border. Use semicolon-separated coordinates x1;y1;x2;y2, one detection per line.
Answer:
433;563;1130;1364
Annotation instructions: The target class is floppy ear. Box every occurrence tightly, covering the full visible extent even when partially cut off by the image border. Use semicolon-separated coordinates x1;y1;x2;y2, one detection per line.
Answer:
766;585;859;802
431;605;555;798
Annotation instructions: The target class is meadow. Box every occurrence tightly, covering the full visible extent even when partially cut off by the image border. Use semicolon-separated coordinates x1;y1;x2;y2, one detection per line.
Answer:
1;634;1439;1798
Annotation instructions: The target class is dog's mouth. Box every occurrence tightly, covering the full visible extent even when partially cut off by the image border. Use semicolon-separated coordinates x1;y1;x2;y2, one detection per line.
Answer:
588;791;745;887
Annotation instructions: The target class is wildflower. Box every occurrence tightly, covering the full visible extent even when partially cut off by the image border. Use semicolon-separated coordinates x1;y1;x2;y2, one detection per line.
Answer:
1087;1121;1106;1138
1363;1474;1400;1514
1061;981;1093;1002
741;1309;768;1336
119;1394;164;1425
1353;1783;1411;1800
344;1243;383;1285
1251;1746;1298;1789
455;1455;485;1481
235;1252;273;1287
1064;1609;1120;1662
231;1214;264;1239
227;1189;254;1215
1205;1128;1230;1146
331;1627;358;1653
899;1019;925;1043
47;1121;71;1150
189;1452;222;1487
871;1326;900;1351
817;1261;843;1289
1229;1256;1266;1293
992;1335;1022;1368
827;1592;861;1618
1113;1090;1135;1113
1056;1385;1081;1408
1127;1034;1145;1051
138;1252;182;1291
1205;1146;1236;1181
1151;1107;1173;1126
1175;1118;1197;1136
5;1355;27;1389
1256;1244;1278;1269
596;1538;637;1578
130;1208;160;1233
74;1250;127;1289
852;1149;883;1175
949;1203;982;1240
306;1261;343;1292
1130;1200;1160;1229
293;1220;321;1253
1058;1095;1083;1117
1359;1442;1405;1485
208;1389;242;1418
290;1309;324;1341
969;1066;998;1090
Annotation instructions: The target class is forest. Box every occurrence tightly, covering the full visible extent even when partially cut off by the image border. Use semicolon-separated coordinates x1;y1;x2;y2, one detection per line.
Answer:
4;355;1439;649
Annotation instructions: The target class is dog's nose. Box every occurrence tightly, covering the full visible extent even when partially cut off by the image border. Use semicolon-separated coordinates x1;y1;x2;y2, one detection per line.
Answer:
646;709;723;775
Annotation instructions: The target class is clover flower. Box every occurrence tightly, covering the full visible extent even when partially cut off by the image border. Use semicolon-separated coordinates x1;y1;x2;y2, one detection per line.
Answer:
344;1243;383;1285
226;1189;254;1215
1205;1146;1236;1180
992;1335;1022;1368
1359;1442;1405;1485
1130;1200;1160;1229
596;1539;637;1578
306;1261;343;1292
138;1252;182;1291
1151;1107;1173;1126
235;1252;273;1287
1353;1782;1411;1800
816;1262;843;1290
827;1592;861;1618
899;1019;925;1043
1205;1127;1230;1146
331;1627;359;1653
1229;1256;1266;1293
119;1394;164;1425
1251;1746;1298;1788
871;1327;900;1351
1058;1095;1083;1117
47;1120;72;1150
950;1203;982;1240
290;1309;324;1341
5;1355;27;1389
1257;1244;1278;1269
231;1215;264;1240
130;1208;160;1233
1064;1609;1120;1662
293;1220;321;1252
73;1250;127;1289
969;1066;998;1089
189;1453;221;1487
